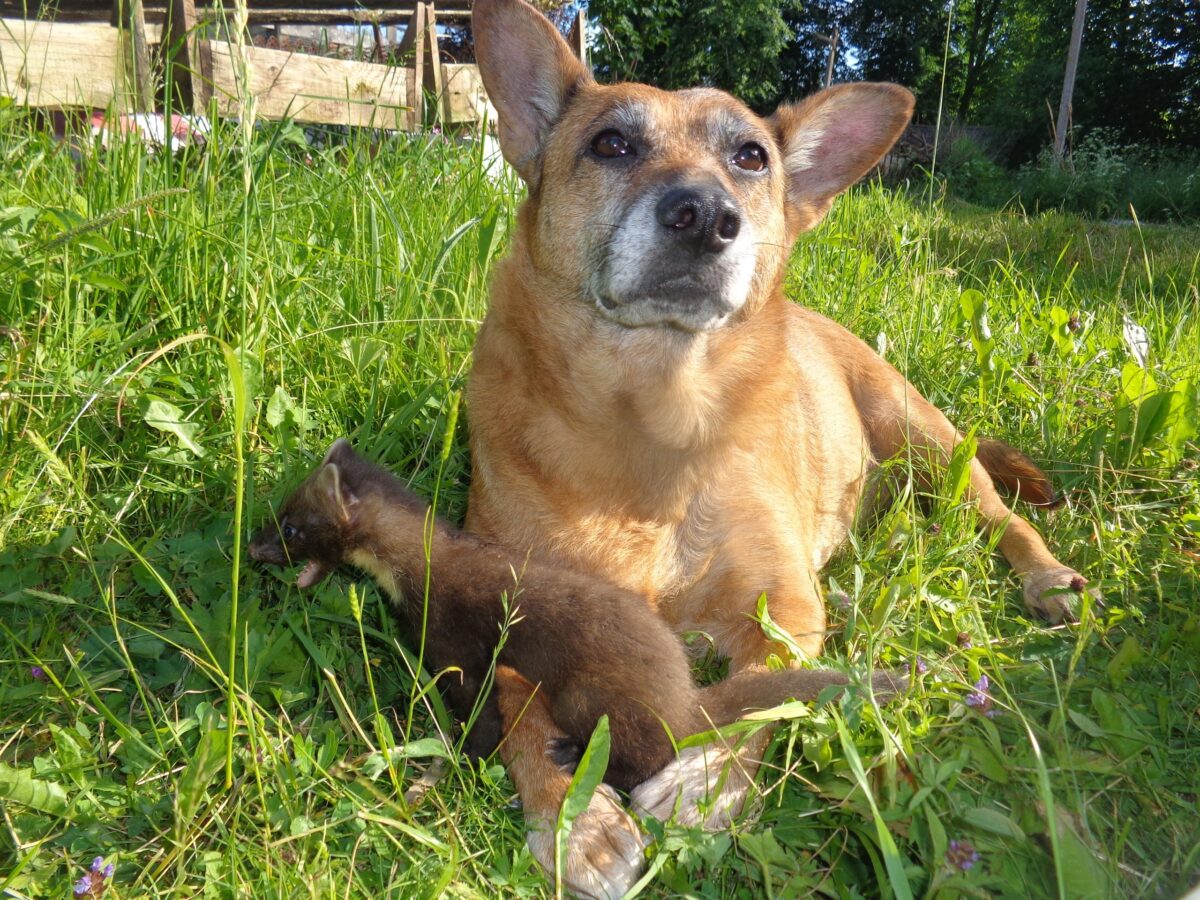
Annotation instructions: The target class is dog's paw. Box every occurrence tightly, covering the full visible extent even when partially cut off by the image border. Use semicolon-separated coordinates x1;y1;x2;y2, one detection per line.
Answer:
630;742;753;830
1022;567;1101;623
525;784;645;900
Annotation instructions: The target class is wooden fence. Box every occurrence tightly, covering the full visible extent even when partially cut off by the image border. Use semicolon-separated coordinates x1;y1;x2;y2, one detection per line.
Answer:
0;0;579;131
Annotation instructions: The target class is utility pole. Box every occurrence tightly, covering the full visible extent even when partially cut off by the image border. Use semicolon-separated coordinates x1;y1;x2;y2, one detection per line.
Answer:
1054;0;1088;161
812;27;839;88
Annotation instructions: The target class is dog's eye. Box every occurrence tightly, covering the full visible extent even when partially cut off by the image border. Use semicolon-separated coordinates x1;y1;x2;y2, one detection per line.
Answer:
732;143;767;172
282;523;298;541
591;130;633;159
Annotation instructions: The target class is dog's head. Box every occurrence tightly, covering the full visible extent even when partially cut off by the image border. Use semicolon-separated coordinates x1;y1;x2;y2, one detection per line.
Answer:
474;0;914;334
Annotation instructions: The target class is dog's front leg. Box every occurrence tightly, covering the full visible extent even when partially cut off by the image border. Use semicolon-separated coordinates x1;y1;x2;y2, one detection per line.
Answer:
860;375;1098;622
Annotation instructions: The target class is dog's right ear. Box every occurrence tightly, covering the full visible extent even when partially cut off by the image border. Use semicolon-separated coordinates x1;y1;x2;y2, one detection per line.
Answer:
473;0;591;186
769;83;914;234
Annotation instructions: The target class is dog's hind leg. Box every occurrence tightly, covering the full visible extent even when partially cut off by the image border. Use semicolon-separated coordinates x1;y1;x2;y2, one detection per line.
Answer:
856;371;1097;622
494;665;644;900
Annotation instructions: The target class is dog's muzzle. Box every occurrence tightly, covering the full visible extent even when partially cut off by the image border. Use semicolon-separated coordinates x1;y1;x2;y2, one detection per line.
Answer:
593;181;757;333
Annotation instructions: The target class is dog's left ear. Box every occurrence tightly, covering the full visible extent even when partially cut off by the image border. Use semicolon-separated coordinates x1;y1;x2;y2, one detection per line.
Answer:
473;0;591;186
769;83;914;233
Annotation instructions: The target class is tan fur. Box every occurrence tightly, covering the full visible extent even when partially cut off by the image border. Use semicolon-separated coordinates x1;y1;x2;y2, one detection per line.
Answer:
467;0;1098;889
468;0;1095;664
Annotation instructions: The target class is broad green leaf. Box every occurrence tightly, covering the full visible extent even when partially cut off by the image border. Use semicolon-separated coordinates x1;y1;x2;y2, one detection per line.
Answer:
174;725;226;838
1105;637;1144;686
0;761;69;815
265;385;308;431
1067;709;1107;739
1045;805;1113;899
944;429;978;505
141;396;205;457
961;806;1026;839
963;736;1010;784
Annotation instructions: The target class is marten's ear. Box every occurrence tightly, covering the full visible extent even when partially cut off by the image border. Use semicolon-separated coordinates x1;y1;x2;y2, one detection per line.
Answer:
315;462;359;523
322;438;353;465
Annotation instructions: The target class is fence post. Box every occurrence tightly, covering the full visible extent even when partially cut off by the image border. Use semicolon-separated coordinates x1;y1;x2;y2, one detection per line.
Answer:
166;0;210;114
422;2;443;126
396;3;425;129
120;0;154;111
568;8;587;67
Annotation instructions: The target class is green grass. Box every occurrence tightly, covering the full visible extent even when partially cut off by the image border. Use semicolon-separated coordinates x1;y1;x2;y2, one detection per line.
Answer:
1;108;1198;898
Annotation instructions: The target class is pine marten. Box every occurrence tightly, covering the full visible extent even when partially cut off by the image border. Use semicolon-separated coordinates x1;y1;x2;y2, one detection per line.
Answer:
249;439;902;792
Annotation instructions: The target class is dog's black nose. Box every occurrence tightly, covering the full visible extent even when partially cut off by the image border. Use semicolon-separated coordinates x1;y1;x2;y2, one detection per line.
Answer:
655;185;741;254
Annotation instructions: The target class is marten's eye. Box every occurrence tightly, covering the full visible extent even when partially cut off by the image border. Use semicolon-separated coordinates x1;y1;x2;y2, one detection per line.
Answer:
282;523;297;541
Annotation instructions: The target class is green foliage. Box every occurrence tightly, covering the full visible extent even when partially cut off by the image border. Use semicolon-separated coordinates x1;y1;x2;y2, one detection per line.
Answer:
1;112;1198;898
939;131;1200;223
934;136;1012;208
590;0;813;109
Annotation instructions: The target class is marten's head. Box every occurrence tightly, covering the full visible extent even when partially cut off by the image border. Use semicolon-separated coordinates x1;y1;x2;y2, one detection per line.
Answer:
249;438;420;588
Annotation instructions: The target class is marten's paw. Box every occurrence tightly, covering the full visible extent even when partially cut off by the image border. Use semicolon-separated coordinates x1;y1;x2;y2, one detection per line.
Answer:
525;784;645;900
629;742;754;830
1022;566;1101;624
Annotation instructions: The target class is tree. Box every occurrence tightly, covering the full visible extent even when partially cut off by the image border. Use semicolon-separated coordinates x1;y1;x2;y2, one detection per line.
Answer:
590;0;824;111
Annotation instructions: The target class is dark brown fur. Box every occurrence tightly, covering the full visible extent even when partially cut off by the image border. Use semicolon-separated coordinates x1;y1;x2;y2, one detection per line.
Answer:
249;439;896;792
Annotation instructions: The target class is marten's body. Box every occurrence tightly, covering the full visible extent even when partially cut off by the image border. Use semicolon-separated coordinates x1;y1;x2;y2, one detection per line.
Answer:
250;440;895;792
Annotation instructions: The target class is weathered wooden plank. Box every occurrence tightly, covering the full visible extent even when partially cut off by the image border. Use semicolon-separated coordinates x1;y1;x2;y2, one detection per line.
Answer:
442;62;493;126
37;4;474;23
0;18;134;109
567;7;587;67
127;0;154;110
421;0;440;124
207;40;414;128
165;0;200;111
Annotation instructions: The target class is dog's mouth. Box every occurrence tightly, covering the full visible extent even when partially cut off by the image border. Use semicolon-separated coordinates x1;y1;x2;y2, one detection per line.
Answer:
591;275;738;332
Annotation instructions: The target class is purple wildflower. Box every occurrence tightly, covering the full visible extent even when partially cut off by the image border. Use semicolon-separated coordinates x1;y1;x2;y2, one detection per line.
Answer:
947;838;981;871
914;656;929;675
73;857;114;897
30;665;46;681
965;674;989;707
965;675;999;717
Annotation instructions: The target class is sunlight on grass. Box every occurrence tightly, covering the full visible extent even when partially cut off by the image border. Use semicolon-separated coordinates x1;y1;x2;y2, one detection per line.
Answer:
1;112;1197;897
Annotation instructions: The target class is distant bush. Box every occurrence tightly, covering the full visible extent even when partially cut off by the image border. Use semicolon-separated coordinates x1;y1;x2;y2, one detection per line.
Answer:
939;128;1200;222
934;137;1012;207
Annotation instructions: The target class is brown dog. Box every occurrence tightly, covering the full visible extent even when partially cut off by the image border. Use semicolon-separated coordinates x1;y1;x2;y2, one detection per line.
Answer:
466;0;1096;890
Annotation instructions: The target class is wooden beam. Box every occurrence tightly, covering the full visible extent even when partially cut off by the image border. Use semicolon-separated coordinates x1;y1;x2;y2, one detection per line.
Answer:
442;62;493;126
121;0;155;110
395;2;422;119
567;7;586;67
164;0;210;111
0;18;134;109
207;39;414;128
421;0;440;124
32;3;473;23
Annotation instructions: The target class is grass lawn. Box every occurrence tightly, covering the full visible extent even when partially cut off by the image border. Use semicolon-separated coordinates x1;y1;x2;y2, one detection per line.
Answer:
1;114;1198;898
